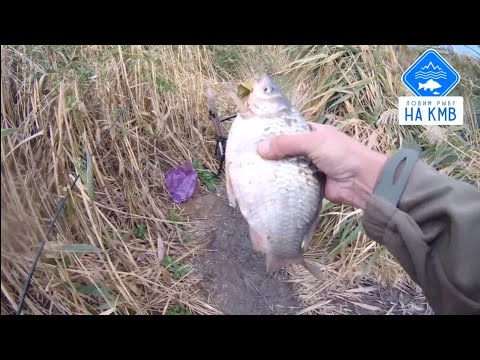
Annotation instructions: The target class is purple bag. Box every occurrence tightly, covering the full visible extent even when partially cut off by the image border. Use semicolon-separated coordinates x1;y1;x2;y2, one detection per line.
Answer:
165;162;199;204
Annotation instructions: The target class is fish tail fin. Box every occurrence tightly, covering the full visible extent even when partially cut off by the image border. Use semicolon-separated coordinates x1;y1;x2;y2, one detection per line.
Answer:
418;83;423;90
301;258;324;280
265;253;324;280
266;252;298;273
266;253;282;273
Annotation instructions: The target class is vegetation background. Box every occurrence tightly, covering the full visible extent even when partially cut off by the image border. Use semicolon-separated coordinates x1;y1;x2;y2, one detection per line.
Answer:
1;45;478;315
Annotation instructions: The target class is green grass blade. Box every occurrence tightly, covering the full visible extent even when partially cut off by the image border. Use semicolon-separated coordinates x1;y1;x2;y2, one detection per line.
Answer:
1;128;17;138
86;150;94;201
52;244;103;253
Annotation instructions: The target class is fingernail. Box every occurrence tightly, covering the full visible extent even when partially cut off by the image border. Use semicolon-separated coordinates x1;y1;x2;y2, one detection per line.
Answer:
257;140;270;156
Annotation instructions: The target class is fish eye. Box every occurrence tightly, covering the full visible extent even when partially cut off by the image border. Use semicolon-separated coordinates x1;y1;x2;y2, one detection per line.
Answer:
264;86;274;93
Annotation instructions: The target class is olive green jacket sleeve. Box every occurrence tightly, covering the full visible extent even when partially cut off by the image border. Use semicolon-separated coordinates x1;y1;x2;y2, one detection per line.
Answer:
363;157;480;315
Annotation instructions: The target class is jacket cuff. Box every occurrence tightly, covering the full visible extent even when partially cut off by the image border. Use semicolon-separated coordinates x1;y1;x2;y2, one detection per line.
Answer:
363;147;421;241
372;147;420;208
363;195;398;243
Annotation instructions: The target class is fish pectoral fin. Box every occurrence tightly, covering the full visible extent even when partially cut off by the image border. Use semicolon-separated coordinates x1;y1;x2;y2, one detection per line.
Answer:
225;161;237;208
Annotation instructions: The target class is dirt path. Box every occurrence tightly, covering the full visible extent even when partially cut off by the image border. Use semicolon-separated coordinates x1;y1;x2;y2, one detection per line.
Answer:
182;186;432;315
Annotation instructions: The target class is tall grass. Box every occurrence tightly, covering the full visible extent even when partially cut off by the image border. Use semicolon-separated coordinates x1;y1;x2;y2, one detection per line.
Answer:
0;45;286;314
1;45;478;315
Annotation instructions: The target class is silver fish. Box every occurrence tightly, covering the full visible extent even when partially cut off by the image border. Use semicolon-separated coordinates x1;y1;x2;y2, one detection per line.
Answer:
225;75;325;278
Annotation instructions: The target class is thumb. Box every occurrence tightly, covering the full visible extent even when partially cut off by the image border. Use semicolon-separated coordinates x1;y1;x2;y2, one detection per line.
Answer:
257;133;313;160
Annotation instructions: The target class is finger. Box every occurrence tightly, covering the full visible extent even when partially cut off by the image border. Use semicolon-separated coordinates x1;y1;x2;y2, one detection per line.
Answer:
257;133;313;160
308;122;322;131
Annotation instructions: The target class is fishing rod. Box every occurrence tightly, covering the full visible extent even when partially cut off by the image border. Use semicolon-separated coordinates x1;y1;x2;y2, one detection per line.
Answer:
206;88;236;177
17;89;235;314
15;110;125;315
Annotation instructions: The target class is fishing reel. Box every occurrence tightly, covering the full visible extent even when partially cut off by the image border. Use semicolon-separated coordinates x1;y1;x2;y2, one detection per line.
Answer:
213;114;236;177
215;135;228;177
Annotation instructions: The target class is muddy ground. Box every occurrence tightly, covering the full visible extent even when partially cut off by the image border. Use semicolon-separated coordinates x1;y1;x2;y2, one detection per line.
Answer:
183;187;300;314
182;186;432;315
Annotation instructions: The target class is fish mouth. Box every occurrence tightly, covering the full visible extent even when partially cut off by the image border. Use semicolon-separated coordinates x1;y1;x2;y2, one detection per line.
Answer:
237;80;253;99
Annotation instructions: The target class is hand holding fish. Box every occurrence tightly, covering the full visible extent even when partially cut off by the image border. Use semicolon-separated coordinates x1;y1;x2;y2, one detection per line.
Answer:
257;123;387;210
225;76;480;312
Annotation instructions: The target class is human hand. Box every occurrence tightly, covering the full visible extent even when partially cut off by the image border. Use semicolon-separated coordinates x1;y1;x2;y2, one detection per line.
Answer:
257;123;387;209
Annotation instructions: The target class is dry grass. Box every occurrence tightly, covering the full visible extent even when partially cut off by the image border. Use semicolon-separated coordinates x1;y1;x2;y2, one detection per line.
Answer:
1;45;479;315
1;45;288;315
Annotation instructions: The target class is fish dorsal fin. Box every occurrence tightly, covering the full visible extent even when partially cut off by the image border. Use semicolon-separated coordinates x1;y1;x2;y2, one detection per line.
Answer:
301;172;326;252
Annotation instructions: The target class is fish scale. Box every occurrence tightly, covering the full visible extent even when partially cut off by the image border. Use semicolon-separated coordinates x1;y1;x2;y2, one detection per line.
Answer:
225;75;325;278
